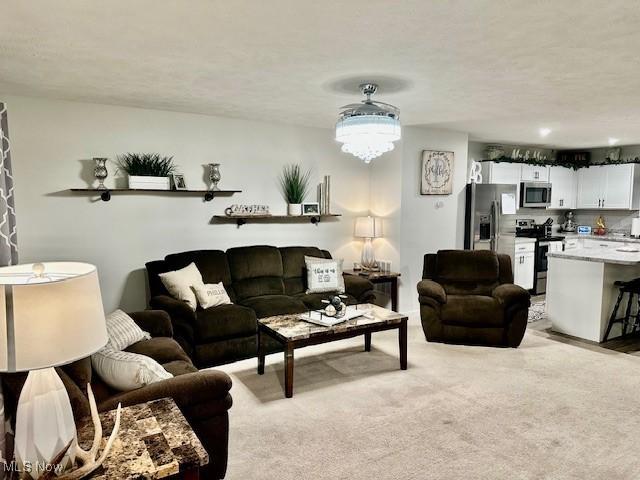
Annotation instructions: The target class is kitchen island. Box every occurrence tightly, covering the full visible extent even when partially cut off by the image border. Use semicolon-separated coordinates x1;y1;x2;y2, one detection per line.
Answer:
546;246;640;342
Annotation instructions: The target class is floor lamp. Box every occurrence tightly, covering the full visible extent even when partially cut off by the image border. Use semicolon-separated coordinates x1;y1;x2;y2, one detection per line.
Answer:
0;262;108;479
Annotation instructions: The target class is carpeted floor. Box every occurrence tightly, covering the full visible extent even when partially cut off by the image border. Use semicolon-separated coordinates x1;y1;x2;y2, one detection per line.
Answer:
215;317;640;479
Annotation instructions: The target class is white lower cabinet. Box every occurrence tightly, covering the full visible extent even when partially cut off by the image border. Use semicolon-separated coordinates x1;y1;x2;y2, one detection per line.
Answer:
513;243;535;290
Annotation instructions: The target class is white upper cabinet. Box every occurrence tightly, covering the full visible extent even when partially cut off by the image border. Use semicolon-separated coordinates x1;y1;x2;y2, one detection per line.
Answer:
521;165;549;182
548;166;577;209
577;164;639;210
485;162;521;184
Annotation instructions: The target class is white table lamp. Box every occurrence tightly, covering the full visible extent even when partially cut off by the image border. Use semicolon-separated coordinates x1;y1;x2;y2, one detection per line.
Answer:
0;262;107;479
355;216;382;270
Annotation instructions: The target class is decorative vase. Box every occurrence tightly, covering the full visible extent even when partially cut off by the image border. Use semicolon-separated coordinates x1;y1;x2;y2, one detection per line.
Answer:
288;203;302;216
209;163;221;191
93;158;108;190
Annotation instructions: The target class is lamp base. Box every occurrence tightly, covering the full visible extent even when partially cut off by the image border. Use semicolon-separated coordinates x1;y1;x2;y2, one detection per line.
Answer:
361;237;378;270
15;368;77;479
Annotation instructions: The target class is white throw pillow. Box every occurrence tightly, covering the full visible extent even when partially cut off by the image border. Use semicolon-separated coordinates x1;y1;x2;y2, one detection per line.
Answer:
105;309;151;351
193;282;232;309
305;256;345;294
158;262;204;310
91;347;173;391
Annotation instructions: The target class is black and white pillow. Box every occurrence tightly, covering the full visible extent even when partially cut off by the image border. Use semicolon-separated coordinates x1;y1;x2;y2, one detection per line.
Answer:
193;282;232;309
305;256;345;294
105;309;151;351
92;347;173;391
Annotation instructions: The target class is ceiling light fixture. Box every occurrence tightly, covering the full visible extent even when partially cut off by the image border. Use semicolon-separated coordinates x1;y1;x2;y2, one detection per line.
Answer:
335;83;401;164
608;137;619;146
539;127;552;137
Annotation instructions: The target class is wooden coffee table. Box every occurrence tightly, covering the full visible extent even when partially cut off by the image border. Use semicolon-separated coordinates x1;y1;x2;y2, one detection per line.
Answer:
257;304;408;398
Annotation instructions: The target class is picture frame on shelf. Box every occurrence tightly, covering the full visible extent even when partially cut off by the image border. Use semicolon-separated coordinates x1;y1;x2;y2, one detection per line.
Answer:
171;174;187;190
302;202;320;215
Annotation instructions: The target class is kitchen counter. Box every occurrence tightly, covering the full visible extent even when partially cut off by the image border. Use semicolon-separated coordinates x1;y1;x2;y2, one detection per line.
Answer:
547;246;640;265
561;233;640;244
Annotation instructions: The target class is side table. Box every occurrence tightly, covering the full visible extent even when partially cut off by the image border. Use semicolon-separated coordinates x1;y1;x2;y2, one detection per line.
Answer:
345;270;401;311
76;397;208;480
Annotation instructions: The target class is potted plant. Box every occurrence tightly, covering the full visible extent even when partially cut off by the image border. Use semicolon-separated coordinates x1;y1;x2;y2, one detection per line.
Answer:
117;153;177;190
279;164;311;216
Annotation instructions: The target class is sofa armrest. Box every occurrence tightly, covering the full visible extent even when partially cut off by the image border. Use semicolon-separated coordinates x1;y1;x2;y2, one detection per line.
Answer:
97;370;233;417
149;295;196;348
129;310;173;338
343;274;375;300
417;279;447;304
492;284;531;309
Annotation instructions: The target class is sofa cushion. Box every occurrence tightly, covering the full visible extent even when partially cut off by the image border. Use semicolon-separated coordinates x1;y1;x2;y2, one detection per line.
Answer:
296;292;358;310
227;246;285;301
239;295;307;318
126;337;193;365
165;250;235;302
441;295;505;327
436;250;500;296
280;246;330;295
194;304;257;342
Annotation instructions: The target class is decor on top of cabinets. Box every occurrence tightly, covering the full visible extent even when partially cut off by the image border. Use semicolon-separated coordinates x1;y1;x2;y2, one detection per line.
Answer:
468;160;483;184
208;163;221;191
485;145;504;161
605;147;621;162
335;83;401;163
279;164;310;216
170;173;187;190
421;150;454;195
117;153;176;190
93;158;108;190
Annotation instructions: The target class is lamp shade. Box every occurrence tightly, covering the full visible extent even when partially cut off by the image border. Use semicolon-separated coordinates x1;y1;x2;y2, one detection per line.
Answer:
355;216;382;238
0;262;107;372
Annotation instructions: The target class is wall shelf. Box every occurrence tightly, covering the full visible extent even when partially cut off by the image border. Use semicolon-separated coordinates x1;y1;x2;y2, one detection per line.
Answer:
211;213;341;227
69;188;242;202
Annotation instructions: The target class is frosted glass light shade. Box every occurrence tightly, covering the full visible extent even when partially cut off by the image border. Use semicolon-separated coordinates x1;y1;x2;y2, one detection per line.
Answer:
335;115;401;163
0;262;107;372
355;216;382;239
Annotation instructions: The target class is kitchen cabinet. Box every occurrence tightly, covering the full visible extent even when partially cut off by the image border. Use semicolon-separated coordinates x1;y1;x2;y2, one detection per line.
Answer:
577;164;640;210
521;165;549;182
548;166;577;209
513;242;535;290
485;162;521;184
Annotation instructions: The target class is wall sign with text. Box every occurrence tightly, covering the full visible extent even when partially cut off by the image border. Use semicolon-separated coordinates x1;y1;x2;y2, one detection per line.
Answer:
421;150;454;195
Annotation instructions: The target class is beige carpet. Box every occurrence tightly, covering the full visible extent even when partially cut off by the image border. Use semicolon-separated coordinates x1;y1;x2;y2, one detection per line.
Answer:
215;316;640;479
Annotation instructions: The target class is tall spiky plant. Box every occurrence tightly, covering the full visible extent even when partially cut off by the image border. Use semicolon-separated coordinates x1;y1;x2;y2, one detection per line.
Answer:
117;153;176;177
279;164;311;204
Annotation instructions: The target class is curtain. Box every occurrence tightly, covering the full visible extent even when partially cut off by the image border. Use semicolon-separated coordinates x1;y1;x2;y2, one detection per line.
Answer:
0;102;18;474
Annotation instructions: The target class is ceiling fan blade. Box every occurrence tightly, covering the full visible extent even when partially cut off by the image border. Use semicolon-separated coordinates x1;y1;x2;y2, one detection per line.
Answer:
339;103;365;110
370;100;399;111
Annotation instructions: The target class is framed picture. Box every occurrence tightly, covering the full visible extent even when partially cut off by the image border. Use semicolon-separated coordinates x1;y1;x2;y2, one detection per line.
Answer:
171;174;187;190
302;202;320;215
421;150;454;195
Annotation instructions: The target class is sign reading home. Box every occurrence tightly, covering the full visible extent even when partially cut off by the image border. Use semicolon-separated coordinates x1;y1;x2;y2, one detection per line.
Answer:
421;150;454;195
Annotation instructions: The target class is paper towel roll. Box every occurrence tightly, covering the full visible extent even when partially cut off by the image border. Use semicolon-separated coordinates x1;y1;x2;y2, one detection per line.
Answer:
632;218;640;237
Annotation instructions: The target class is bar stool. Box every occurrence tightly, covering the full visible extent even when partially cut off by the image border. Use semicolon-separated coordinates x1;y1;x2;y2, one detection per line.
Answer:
603;278;640;342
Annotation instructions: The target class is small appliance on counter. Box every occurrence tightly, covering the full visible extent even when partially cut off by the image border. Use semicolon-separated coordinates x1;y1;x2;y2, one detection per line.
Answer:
576;225;592;235
561;211;576;232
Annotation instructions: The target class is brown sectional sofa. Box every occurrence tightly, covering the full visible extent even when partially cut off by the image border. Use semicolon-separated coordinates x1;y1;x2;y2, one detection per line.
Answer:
146;245;376;368
1;310;232;480
417;250;531;347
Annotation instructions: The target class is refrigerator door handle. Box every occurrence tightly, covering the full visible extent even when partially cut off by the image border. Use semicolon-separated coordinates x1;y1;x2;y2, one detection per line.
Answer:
491;200;500;252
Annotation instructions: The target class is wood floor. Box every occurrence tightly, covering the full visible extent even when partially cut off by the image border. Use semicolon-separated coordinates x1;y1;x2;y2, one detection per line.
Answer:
529;295;640;356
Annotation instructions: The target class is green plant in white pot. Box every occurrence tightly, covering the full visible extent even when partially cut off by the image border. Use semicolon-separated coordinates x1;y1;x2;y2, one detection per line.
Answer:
279;164;310;216
117;153;176;190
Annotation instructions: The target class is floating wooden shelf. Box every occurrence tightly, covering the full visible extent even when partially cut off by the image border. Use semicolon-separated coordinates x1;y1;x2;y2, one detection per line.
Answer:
69;188;242;202
211;213;341;227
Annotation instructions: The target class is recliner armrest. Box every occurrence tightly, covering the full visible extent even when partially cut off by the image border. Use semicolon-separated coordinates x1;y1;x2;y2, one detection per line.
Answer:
343;274;375;300
492;284;531;308
417;279;447;304
129;310;173;338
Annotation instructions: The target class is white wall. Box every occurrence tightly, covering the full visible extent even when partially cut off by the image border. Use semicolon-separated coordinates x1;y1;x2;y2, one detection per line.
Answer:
4;96;371;312
371;126;470;314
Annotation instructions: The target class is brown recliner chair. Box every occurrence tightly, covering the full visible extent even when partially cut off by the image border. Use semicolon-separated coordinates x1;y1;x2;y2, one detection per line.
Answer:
417;250;531;348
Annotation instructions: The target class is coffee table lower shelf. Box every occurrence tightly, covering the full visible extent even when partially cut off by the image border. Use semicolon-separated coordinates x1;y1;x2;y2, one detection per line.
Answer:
257;309;407;398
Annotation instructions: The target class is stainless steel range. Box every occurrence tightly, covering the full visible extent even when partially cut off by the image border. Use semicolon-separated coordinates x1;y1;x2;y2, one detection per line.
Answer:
515;219;564;295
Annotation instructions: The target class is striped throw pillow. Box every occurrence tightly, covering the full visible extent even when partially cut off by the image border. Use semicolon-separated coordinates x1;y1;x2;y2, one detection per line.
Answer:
92;347;173;391
105;309;151;351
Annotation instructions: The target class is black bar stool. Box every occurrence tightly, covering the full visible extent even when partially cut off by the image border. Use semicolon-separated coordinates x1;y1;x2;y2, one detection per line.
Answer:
603;278;640;342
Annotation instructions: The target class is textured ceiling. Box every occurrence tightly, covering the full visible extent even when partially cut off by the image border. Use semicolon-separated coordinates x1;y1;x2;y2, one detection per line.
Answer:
2;0;640;148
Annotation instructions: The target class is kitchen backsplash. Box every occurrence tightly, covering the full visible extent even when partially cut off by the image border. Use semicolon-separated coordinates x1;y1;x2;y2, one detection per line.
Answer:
504;209;640;235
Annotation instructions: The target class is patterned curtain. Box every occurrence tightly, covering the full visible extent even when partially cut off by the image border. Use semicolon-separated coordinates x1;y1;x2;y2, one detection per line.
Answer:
0;103;18;474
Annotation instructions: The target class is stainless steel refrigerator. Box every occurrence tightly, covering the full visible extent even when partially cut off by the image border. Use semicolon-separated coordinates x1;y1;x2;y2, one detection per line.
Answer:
464;183;518;258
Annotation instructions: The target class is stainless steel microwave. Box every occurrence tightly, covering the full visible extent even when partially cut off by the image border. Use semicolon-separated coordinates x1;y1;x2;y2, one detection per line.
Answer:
520;182;552;208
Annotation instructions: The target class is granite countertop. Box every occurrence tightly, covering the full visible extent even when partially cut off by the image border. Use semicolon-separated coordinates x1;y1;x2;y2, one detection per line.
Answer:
515;237;536;244
562;233;640;244
548;246;640;265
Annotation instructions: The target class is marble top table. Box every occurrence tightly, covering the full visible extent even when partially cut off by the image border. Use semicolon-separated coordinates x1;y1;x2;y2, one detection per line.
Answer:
77;398;208;480
258;304;408;397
